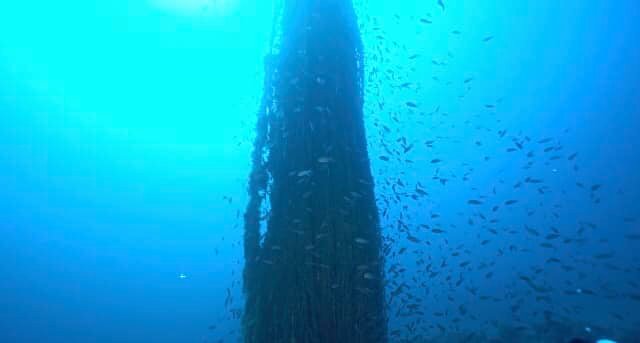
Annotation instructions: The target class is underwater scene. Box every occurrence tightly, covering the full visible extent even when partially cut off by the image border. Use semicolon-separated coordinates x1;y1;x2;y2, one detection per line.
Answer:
1;0;639;342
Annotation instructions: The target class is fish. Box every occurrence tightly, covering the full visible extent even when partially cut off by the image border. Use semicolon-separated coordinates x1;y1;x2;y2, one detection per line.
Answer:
354;238;369;244
363;272;375;280
594;252;614;259
437;0;445;11
317;156;334;163
624;234;640;240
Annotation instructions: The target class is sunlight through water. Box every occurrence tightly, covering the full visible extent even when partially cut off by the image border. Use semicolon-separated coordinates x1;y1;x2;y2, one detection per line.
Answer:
151;0;237;16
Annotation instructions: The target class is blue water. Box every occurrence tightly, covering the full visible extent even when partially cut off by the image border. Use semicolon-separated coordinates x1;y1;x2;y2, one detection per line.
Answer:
1;1;638;342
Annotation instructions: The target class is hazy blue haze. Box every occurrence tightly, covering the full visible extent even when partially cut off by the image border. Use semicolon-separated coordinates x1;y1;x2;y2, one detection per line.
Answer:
1;1;638;342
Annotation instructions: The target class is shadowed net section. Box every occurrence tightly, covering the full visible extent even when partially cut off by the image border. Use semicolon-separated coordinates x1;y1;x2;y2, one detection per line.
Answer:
242;0;387;342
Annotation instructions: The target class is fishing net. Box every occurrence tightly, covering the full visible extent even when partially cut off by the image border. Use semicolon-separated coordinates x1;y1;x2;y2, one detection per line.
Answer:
242;1;387;342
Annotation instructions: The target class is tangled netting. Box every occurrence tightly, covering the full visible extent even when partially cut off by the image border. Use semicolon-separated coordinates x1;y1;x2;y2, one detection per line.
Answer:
242;1;387;342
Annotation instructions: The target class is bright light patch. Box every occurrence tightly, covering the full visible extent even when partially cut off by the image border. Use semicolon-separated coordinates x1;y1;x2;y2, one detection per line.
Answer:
151;0;237;16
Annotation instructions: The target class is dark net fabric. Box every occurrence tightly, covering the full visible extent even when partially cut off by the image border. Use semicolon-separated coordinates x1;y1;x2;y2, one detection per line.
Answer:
242;1;387;342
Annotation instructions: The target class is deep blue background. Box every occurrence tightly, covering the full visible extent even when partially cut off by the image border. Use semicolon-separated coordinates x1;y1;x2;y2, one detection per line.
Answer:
1;1;638;342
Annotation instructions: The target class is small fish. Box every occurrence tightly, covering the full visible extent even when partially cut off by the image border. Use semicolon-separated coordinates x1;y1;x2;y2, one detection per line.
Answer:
354;238;369;245
317;156;334;163
467;199;483;205
538;137;553;144
594;252;614;259
525;226;540;236
482;35;494;42
437;0;445;11
624;234;640;240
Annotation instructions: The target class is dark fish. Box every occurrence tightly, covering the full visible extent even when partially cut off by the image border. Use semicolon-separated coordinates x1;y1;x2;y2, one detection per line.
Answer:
482;35;494;42
625;234;640;240
437;0;445;11
406;101;417;108
504;199;518;205
594;252;614;259
407;235;421;243
415;187;428;196
538;137;553;144
467;199;483;205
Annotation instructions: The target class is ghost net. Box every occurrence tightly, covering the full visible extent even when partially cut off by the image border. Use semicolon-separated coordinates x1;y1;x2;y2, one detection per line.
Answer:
242;0;387;342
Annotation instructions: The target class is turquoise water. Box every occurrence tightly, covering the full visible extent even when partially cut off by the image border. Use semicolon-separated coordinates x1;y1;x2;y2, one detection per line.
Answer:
1;1;639;342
